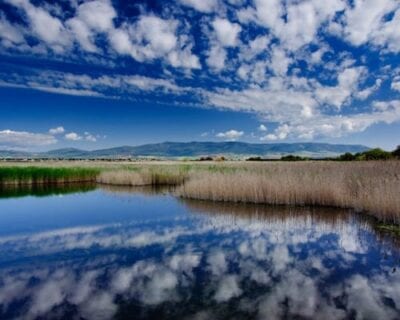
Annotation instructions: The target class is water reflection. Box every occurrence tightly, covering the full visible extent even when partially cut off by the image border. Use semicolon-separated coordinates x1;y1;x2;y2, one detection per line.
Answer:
0;186;399;319
0;182;96;199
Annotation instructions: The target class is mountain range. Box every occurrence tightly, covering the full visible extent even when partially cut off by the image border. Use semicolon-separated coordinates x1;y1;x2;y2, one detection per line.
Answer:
0;142;370;159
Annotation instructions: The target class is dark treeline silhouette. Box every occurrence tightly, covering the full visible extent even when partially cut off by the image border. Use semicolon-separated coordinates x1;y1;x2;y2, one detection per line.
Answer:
246;146;400;161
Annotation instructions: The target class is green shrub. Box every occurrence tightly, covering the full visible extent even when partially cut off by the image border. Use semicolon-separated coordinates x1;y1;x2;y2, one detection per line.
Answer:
392;145;400;158
361;148;393;160
280;155;307;161
338;152;357;161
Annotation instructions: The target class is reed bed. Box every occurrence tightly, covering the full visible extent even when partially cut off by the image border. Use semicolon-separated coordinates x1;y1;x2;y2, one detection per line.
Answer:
1;161;399;223
175;161;400;223
96;165;190;186
0;166;100;185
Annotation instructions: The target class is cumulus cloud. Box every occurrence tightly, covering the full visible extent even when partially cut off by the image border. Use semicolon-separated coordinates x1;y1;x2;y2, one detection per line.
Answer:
49;126;65;135
258;124;267;131
261;100;400;140
1;0;400;143
339;0;399;51
109;15;200;69
6;0;71;52
65;132;82;141
180;0;218;13
216;129;244;141
0;129;57;147
315;67;365;109
212;18;242;47
391;76;400;92
214;275;242;302
206;45;227;71
84;132;97;142
0;14;25;46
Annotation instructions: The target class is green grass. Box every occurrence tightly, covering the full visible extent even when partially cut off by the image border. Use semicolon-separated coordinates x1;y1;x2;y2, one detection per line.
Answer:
0;167;100;184
376;224;400;235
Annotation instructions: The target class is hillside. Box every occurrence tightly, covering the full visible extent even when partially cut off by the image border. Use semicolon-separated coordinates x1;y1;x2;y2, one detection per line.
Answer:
0;142;370;159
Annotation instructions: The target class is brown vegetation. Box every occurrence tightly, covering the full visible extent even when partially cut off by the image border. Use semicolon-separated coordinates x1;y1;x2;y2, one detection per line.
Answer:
1;161;399;223
175;161;400;223
96;165;189;186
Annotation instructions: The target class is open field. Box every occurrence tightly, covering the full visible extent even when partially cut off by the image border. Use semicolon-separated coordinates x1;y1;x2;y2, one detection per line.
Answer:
1;161;399;223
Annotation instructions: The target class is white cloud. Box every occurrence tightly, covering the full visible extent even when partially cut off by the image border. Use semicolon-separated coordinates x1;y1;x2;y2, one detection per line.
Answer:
65;0;117;53
206;44;227;71
65;132;82;141
356;79;382;100
6;0;70;52
84;132;97;142
206;83;317;123
261;100;400;141
214;275;242;302
238;35;270;62
49;126;65;135
270;46;292;76
261;124;290;141
74;0;116;32
125;76;181;92
241;0;345;51
134;16;178;56
207;251;227;276
32;86;103;97
212;18;241;47
0;71;191;98
0;129;57;147
180;0;218;13
66;18;97;52
258;124;267;131
109;15;200;69
391;76;400;92
315;67;365;109
340;0;397;47
0;14;25;46
216;129;244;141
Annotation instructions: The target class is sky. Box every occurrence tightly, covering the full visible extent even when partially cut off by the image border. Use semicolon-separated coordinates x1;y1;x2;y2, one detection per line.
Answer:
0;0;399;151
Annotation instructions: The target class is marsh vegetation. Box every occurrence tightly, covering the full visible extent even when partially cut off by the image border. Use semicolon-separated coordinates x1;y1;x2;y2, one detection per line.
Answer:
0;166;99;185
1;161;399;223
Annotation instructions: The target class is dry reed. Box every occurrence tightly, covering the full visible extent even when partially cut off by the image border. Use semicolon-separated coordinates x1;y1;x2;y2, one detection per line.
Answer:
96;165;189;186
175;161;400;223
1;161;399;223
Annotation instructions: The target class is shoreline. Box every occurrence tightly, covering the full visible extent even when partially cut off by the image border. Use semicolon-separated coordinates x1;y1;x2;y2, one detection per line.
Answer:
1;161;399;224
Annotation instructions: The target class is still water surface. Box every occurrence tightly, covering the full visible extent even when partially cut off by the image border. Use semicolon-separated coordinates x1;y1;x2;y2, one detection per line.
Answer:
0;185;399;320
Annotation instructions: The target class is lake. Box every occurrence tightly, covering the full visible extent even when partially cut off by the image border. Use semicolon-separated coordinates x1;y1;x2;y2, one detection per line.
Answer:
0;185;399;320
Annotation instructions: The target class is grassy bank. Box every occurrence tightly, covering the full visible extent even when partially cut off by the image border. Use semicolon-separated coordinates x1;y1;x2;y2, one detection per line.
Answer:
95;161;400;223
1;161;399;223
176;161;400;223
0;166;100;185
96;165;189;186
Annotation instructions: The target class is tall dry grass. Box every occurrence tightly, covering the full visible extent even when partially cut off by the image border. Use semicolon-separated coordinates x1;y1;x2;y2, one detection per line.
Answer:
175;161;400;223
1;161;399;223
96;165;189;186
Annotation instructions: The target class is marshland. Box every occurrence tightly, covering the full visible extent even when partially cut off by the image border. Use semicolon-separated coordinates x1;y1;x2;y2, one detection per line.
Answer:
1;160;399;224
1;177;400;319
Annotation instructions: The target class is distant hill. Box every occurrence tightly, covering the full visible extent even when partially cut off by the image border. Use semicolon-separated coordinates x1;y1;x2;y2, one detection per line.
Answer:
0;142;370;159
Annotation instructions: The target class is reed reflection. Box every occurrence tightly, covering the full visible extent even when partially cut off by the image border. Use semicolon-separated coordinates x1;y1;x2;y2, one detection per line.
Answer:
0;187;399;319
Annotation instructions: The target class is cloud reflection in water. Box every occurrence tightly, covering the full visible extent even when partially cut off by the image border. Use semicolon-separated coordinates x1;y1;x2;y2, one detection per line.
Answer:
0;194;399;319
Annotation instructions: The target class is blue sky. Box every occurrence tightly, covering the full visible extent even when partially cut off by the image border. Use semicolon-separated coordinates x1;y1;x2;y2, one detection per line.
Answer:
0;0;399;151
